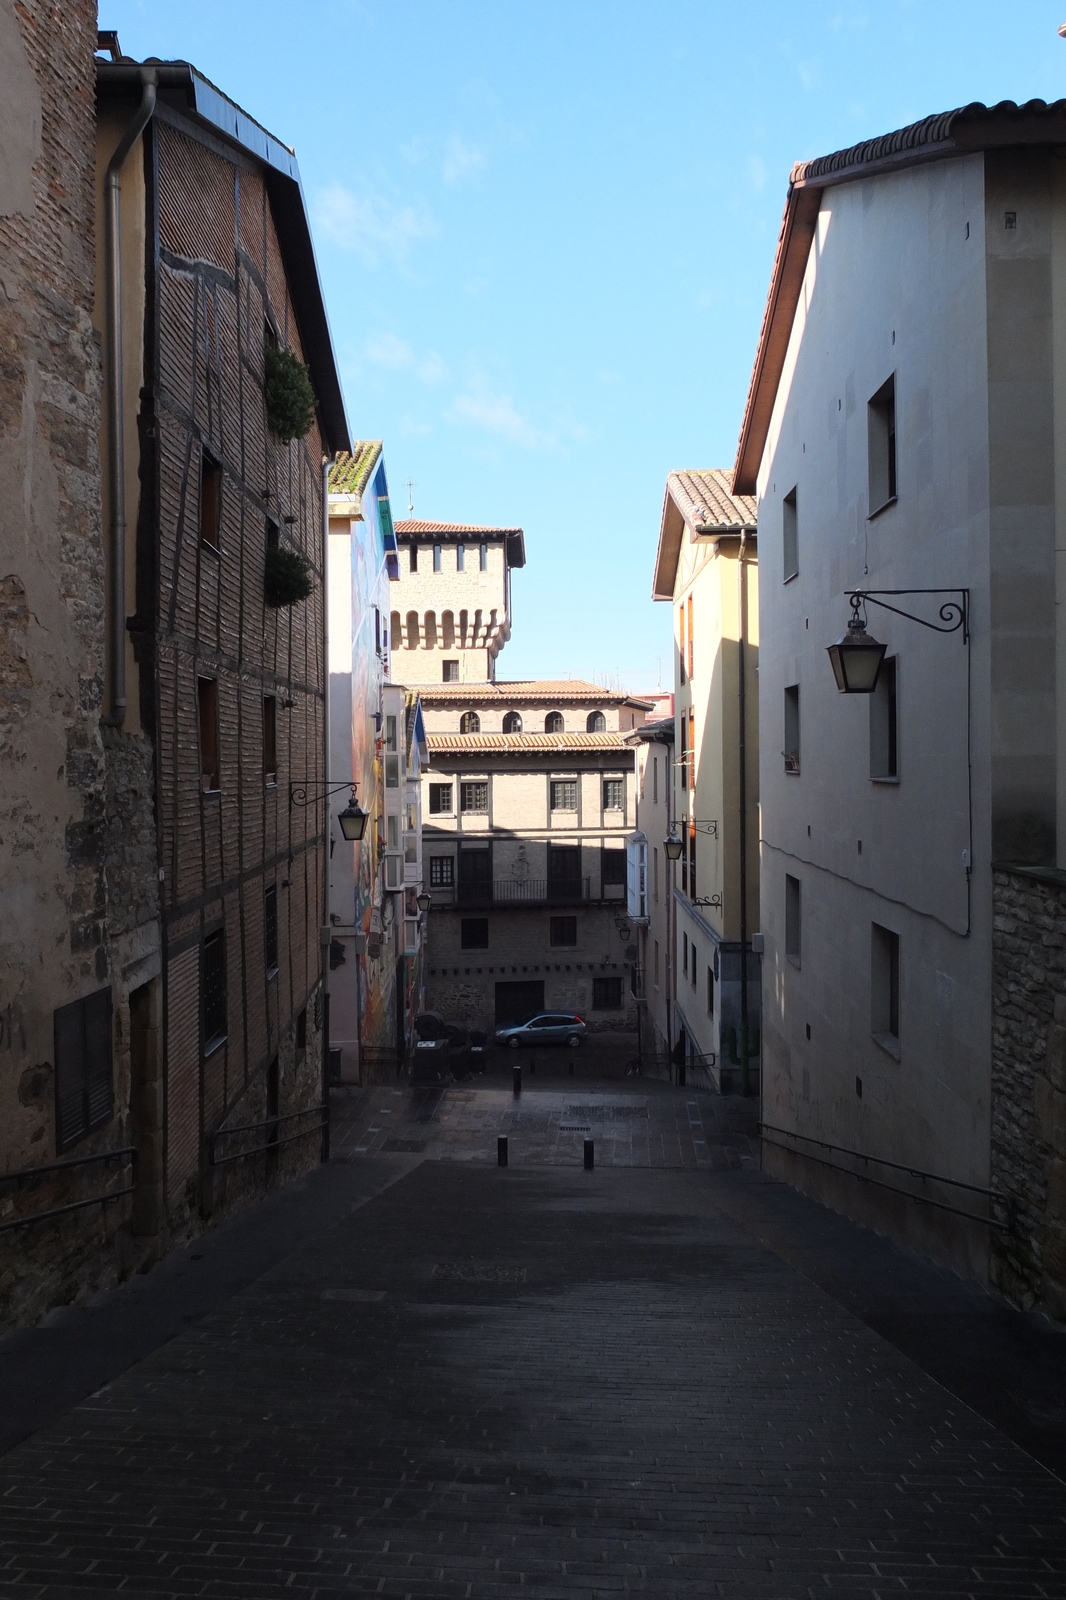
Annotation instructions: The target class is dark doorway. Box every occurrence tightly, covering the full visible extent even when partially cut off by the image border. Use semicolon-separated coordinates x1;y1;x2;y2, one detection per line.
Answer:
548;845;581;903
458;847;492;906
494;980;545;1027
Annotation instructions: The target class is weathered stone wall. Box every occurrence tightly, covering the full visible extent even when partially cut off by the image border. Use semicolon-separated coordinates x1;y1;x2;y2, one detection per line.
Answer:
991;864;1066;1319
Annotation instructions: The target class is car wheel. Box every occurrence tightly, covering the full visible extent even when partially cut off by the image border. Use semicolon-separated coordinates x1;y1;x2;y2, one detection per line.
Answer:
508;1036;520;1050
567;1034;580;1049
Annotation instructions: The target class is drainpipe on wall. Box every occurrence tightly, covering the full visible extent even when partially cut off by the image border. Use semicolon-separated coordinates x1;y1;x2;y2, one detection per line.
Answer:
737;531;750;1097
102;67;157;728
321;455;332;1161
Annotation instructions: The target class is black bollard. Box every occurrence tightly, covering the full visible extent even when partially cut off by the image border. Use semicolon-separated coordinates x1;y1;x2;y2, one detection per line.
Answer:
498;1135;508;1167
512;1063;522;1097
584;1138;594;1171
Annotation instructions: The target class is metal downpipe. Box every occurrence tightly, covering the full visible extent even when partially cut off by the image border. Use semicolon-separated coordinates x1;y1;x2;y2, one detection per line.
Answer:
102;67;157;727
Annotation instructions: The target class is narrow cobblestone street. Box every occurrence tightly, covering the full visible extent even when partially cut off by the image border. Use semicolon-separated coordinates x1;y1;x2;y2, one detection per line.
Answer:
2;1073;1066;1598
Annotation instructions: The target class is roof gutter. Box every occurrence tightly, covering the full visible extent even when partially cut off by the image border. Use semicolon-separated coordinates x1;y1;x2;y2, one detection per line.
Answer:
102;65;157;727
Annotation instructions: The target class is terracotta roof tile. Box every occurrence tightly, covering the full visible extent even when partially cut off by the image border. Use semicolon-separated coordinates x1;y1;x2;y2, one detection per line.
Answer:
395;519;523;536
427;731;631;755
667;469;756;532
328;443;382;497
416;678;652;707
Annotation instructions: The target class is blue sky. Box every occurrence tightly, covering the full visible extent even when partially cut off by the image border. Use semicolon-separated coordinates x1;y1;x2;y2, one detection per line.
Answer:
105;1;1066;691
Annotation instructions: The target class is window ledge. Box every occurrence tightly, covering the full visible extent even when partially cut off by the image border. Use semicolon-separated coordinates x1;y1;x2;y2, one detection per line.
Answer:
873;1030;900;1061
786;954;801;969
870;775;900;786
200;540;222;558
265;776;277;789
783;570;799;585
867;495;898;522
266;966;279;982
201;784;221;798
204;1033;227;1060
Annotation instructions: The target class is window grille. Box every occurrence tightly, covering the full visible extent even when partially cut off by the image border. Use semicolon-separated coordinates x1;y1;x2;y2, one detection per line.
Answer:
550;780;577;811
545;711;564;733
461;781;488;813
430;856;454;886
54;988;113;1152
593;976;623;1010
603;779;624;811
429;783;453;815
460;711;480;734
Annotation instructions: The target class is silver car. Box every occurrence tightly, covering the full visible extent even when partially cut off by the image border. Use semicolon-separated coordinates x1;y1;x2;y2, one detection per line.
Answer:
494;1012;587;1050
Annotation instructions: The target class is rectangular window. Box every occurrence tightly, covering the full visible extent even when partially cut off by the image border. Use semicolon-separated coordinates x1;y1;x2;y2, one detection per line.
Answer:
456;544;465;572
430;855;454;886
783;486;798;581
683;931;688;976
653;846;659;902
375;607;382;656
550;915;577;947
264;885;278;975
868;374;897;513
654;939;660;987
387;813;400;850
603;778;624;811
689;709;695;779
593;976;623;1010
409;541;418;573
443;660;459;682
601;849;626;886
872;923;900;1054
198;676;220;792
433;543;442;572
429;783;453;815
461;917;489;949
687;595;694;678
480;542;488;571
785;874;801;967
54;987;113;1152
202;930;226;1048
707;965;714;1015
653;754;658;804
296;1008;307;1053
680;716;688;790
551;779;578;811
200;451;222;549
870;656;898;780
263;695;277;784
689;824;696;901
385;715;397;751
784;685;800;774
691;941;697;988
679;602;686;685
461;781;489;813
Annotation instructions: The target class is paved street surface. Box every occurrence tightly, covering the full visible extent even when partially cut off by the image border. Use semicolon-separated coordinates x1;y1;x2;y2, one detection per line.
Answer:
2;1071;1066;1597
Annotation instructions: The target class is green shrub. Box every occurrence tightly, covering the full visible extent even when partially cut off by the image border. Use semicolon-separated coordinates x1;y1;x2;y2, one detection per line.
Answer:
264;544;314;608
264;345;316;441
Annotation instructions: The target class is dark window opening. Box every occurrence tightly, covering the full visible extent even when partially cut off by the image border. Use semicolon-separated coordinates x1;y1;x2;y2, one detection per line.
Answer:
409;541;418;572
456;544;465;571
429;855;454;886
868;374;897;513
460;711;480;734
443;660;459;682
550;779;577;811
784;684;800;774
593;976;623;1010
707;966;714;1015
429;783;453;815
202;931;226;1049
503;710;522;734
783;486;798;581
461;917;489;949
263;695;277;784
601;849;626;886
785;874;801;967
200;452;222;549
433;543;442;572
480;542;488;571
550;916;577;947
587;710;606;734
461;781;489;813
54;987;113;1153
545;711;564;733
870;655;898;779
198;677;220;792
296;1008;307;1053
872;923;900;1052
265;885;278;975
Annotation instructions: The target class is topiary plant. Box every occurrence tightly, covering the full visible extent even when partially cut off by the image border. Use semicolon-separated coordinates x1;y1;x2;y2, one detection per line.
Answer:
264;544;314;608
264;345;317;441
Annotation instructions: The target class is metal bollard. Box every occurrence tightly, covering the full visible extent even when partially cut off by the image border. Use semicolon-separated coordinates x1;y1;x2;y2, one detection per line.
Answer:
498;1135;508;1167
512;1064;522;1097
584;1138;594;1171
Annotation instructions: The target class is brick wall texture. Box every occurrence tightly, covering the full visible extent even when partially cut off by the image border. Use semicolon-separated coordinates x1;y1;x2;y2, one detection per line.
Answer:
991;866;1066;1320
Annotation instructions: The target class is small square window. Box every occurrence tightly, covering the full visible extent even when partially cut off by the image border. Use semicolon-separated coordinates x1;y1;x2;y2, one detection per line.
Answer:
550;779;577;811
461;917;489;950
461;781;488;814
603;778;624;811
443;660;459;683
785;874;801;967
430;855;454;886
429;783;453;815
550;916;577;947
593;976;623;1010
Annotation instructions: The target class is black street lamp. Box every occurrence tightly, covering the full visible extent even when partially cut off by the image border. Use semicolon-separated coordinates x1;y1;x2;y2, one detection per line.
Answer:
663;831;684;861
827;604;886;694
290;781;368;841
416;889;431;916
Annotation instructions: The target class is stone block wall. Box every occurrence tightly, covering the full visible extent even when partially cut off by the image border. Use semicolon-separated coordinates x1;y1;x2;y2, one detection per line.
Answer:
991;864;1066;1319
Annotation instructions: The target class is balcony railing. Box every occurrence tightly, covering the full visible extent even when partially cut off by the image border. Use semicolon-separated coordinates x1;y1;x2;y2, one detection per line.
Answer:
446;877;627;907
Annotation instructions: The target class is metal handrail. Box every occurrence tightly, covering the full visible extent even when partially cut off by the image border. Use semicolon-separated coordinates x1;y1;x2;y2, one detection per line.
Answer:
208;1104;327;1168
760;1122;1011;1229
0;1147;137;1234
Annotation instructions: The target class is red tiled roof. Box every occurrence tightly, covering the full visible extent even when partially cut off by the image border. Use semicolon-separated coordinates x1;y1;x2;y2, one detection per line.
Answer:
394;520;526;567
427;731;631;755
416;679;652;708
395;520;522;535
